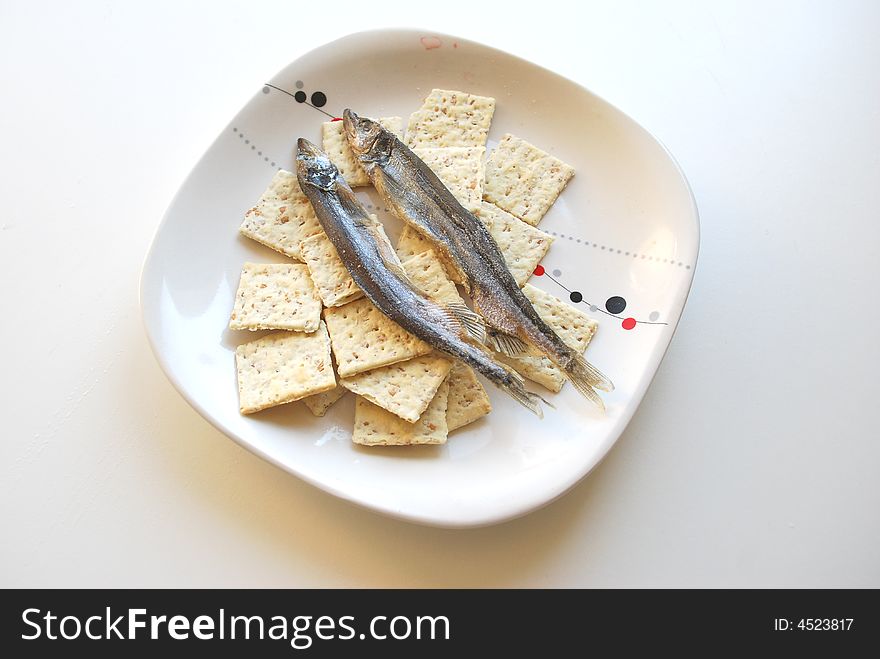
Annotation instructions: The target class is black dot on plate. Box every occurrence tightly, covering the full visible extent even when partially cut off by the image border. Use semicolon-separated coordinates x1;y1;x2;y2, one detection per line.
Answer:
311;91;327;107
294;91;307;103
605;296;627;314
569;291;583;303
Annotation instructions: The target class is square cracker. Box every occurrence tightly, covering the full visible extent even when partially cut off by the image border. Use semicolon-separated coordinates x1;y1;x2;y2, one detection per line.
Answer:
396;224;436;261
497;285;598;392
446;361;492;432
301;386;347;417
340;353;453;423
322;116;403;187
299;231;363;308
229;262;322;332
234;322;335;414
239;170;323;261
323;297;432;378
352;378;450;446
483;134;575;226
401;249;462;304
478;202;554;287
396;225;466;285
406;89;496;149
411;146;485;214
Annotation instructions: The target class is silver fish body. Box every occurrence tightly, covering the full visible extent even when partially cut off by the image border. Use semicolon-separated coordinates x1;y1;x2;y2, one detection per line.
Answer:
295;138;546;416
342;110;613;407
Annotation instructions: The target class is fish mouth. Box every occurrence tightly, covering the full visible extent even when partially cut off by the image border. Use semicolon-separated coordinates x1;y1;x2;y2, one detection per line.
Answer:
343;108;381;155
296;137;323;159
342;108;358;143
296;138;338;191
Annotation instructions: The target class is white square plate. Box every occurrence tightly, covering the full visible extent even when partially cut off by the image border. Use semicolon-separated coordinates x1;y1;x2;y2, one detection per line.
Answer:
140;29;699;527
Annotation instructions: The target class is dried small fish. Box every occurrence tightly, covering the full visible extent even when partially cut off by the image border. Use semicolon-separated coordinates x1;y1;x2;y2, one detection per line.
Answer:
296;138;547;416
343;111;612;408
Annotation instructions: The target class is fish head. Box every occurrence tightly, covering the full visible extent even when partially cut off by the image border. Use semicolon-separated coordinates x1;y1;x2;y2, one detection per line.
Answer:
296;138;338;191
343;109;388;162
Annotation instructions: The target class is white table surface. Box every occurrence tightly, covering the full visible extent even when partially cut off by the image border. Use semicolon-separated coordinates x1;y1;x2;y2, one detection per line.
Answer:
2;0;878;588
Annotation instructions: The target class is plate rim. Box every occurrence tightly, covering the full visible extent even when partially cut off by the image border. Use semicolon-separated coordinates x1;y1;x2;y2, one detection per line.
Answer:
140;27;700;528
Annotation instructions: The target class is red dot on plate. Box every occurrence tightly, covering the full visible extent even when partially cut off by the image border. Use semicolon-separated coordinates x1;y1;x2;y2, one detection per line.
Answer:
622;317;637;330
533;264;545;276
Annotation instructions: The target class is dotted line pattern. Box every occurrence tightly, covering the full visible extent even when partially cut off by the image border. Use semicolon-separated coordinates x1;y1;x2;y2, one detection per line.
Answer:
541;271;668;327
245;83;677;331
263;83;336;119
232;127;279;170
545;230;692;270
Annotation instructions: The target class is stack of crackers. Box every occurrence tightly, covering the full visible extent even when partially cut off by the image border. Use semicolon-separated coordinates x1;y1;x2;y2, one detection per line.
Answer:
230;89;599;447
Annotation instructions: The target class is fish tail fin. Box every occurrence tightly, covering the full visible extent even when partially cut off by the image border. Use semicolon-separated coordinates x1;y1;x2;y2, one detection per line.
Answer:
486;329;530;357
496;363;549;418
570;352;614;392
565;353;614;411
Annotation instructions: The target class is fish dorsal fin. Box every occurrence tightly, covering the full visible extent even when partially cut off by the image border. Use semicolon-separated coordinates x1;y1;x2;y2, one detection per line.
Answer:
442;302;487;344
486;329;530;357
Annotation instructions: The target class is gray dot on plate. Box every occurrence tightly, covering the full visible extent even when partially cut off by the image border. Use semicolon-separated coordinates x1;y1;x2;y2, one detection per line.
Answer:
617;250;621;254
257;151;261;155
589;304;598;312
295;80;304;89
245;140;249;144
649;311;660;321
576;238;581;243
264;157;269;161
232;127;237;132
552;269;561;277
686;264;691;269
271;162;276;167
262;86;269;94
251;145;255;150
601;245;606;250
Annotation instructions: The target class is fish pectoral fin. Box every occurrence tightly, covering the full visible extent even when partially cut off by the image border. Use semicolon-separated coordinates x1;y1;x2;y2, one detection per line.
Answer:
442;302;487;344
364;217;418;286
486;329;530;357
